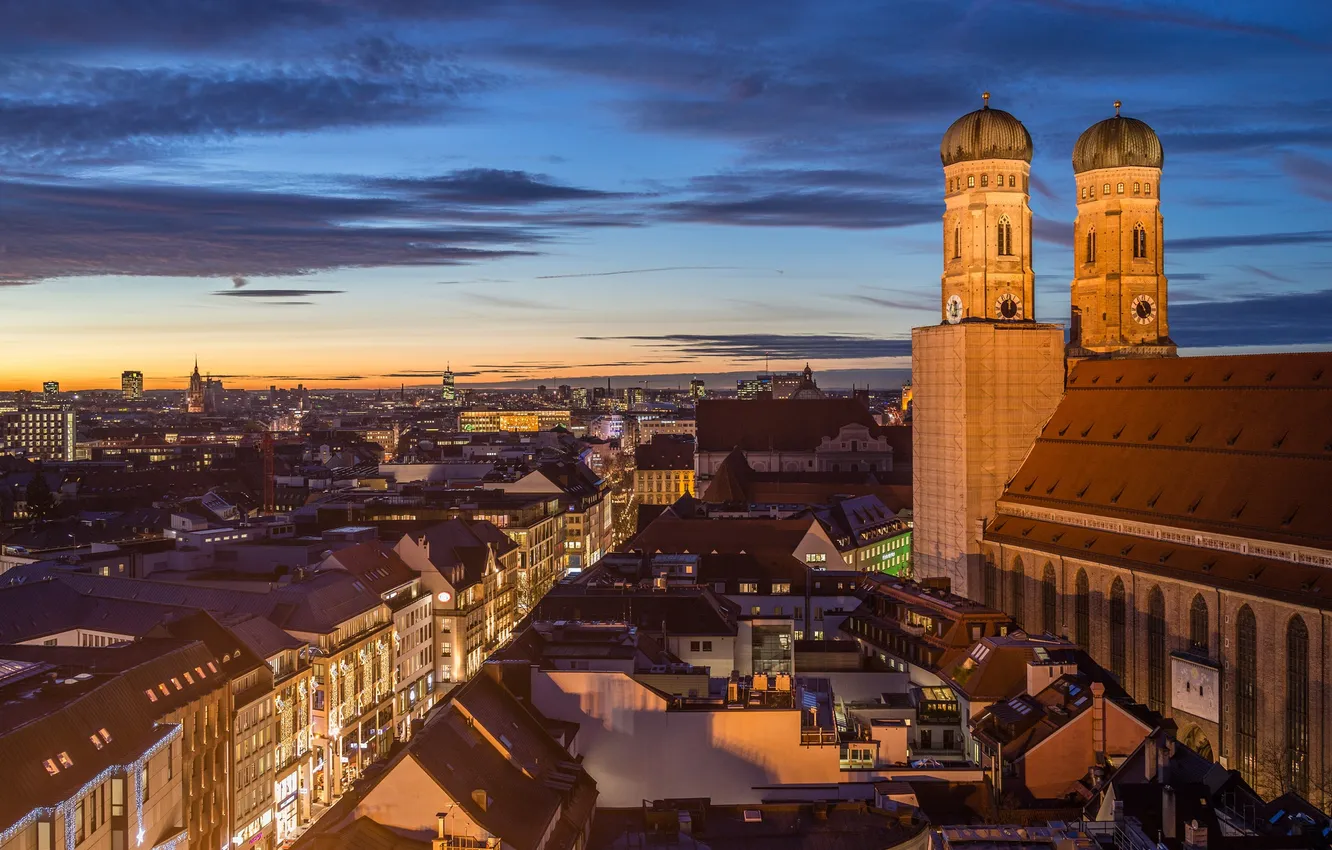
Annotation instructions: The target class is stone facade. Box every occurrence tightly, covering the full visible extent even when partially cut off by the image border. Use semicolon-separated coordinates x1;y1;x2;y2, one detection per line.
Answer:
979;542;1331;808
910;321;1064;599
1070;164;1174;356
941;158;1035;323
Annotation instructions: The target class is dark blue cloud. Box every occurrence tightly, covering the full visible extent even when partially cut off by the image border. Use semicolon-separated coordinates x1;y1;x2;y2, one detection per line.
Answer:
1172;289;1332;348
582;333;912;360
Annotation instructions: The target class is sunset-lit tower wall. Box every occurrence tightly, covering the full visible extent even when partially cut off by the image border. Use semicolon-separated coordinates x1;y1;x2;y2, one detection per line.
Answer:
940;93;1036;323
1069;103;1175;359
912;95;1065;600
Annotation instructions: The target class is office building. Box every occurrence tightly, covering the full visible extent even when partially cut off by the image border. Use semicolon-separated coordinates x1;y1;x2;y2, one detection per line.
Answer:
458;409;571;432
121;370;144;400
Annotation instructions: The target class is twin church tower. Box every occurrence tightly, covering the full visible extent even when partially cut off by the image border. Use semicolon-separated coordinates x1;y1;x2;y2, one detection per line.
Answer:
938;92;1173;356
913;94;1175;598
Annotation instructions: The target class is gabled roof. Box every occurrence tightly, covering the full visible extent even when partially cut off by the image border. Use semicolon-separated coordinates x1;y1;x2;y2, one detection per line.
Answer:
700;448;911;509
634;436;694;471
408;518;514;591
323;543;417;595
695;398;883;452
402;671;596;850
529;585;738;636
940;632;1084;701
626;513;821;558
0;639;223;833
998;352;1332;551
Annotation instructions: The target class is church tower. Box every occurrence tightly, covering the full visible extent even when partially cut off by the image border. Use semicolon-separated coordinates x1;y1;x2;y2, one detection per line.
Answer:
912;95;1065;601
1069;103;1175;358
940;93;1036;324
186;359;205;414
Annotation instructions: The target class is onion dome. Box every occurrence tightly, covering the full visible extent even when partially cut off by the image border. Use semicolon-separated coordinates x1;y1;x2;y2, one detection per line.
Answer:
1073;101;1163;173
940;92;1034;167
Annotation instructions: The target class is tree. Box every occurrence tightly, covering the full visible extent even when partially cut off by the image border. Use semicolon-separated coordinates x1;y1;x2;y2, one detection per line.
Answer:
24;471;56;520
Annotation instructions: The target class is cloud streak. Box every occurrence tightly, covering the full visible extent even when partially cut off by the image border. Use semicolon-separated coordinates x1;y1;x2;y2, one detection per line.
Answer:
583;332;912;360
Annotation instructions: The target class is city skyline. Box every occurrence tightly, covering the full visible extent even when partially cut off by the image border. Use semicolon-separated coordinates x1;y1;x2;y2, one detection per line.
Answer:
2;0;1331;390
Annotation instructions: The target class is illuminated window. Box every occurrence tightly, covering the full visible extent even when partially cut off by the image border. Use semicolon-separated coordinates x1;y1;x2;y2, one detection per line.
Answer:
1133;182;1140;194
170;678;182;691
981;174;988;187
1008;174;1015;187
58;752;73;768
207;662;217;673
145;689;158;702
183;672;194;685
967;175;975;188
1117;182;1125;194
196;666;206;679
1144;182;1152;196
1103;183;1111;195
99;729;111;742
43;759;59;775
90;734;103;750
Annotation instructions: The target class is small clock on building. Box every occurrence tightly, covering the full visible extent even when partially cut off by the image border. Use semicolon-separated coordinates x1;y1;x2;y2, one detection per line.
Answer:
945;294;964;324
995;293;1021;320
1131;293;1156;324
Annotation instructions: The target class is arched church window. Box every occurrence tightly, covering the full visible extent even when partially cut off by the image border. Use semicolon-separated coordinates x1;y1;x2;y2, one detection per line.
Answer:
1188;594;1208;654
1144;182;1152;196
1085;228;1097;264
1074;569;1090;649
1081;187;1087;200
1041;563;1056;634
1009;556;1024;627
1132;223;1148;259
1287;615;1309;794
1133;182;1141;194
983;556;998;609
1109;578;1127;682
1117;182;1125;194
1008;174;1015;187
968;175;975;188
1103;183;1111;195
954;225;961;259
997;216;1013;256
981;174;989;187
1147;587;1166;713
1235;605;1258;787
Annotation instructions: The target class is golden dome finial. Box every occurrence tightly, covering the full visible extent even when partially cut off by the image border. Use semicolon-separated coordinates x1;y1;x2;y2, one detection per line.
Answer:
982;91;990;108
1114;100;1122;117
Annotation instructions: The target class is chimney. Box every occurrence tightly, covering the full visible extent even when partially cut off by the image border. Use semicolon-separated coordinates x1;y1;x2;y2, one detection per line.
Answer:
1162;785;1177;840
1091;682;1106;762
471;789;490;812
1183;819;1208;850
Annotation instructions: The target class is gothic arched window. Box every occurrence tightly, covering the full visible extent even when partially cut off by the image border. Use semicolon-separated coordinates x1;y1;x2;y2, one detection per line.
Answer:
997;216;1014;256
1287;615;1309;794
1189;594;1209;654
1008;174;1015;187
1074;569;1090;649
1144;182;1152;196
1085;228;1097;264
983;556;998;609
1147;587;1166;713
954;225;961;259
1133;182;1141;194
1133;223;1148;259
1009;556;1024;627
968;175;975;188
1041;563;1057;634
1235;605;1258;787
1117;182;1125;194
981;174;989;187
1109;578;1127;682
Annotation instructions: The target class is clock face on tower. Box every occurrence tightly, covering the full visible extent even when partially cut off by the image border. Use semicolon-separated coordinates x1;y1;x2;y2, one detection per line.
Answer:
945;294;964;324
995;293;1021;320
1131;294;1156;324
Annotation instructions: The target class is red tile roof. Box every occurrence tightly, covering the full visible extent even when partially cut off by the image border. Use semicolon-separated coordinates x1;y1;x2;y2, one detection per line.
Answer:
696;398;884;452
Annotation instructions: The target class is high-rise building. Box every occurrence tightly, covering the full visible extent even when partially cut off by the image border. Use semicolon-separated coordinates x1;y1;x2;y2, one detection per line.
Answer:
912;94;1065;599
1068;102;1175;359
186;359;206;414
571;386;590;409
2;408;77;461
121;369;144;400
42;381;59;399
689;378;706;400
736;376;771;399
441;365;457;403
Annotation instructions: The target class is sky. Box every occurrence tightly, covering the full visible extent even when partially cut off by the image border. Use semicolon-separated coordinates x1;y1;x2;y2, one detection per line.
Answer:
1;0;1330;391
